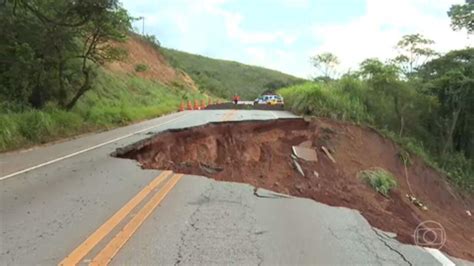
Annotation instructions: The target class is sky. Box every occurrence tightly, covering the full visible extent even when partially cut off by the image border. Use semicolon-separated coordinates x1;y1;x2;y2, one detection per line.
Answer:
121;0;472;78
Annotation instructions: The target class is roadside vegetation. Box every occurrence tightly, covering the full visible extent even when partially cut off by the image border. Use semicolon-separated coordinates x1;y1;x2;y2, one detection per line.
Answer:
281;1;473;192
161;48;305;99
359;168;398;197
0;0;304;152
0;69;204;151
0;1;208;152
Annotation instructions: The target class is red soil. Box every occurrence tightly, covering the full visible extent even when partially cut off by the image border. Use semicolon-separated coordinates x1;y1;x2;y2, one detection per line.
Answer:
118;118;474;261
105;35;197;89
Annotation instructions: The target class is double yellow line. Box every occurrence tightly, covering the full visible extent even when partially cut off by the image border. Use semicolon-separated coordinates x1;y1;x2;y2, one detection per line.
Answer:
59;171;182;266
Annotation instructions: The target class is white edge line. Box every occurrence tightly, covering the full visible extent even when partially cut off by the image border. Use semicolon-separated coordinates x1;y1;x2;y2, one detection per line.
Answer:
0;112;190;181
424;248;455;266
270;111;278;119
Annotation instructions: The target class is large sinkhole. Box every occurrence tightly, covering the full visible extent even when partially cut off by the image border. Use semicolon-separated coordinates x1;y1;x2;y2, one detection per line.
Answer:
114;118;474;261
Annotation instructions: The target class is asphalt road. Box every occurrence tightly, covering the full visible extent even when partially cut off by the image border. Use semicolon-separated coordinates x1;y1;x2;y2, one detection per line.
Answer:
0;110;470;265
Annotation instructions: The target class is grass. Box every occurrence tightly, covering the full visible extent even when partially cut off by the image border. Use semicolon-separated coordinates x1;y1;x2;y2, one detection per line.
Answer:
359;168;398;197
0;69;206;152
161;48;305;99
279;82;373;123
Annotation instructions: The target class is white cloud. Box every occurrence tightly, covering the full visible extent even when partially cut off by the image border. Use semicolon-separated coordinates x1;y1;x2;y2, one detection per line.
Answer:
204;3;299;45
123;0;472;78
311;0;472;73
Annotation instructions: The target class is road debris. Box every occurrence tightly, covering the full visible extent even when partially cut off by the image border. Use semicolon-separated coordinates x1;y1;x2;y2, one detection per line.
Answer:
313;171;319;178
467;210;472;216
199;162;223;174
253;187;291;199
292;159;305;177
406;194;428;211
294;183;305;193
321;146;336;163
298;140;312;147
292;146;318;162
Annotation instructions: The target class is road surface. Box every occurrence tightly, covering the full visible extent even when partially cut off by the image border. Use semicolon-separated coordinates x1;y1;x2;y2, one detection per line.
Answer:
0;110;471;265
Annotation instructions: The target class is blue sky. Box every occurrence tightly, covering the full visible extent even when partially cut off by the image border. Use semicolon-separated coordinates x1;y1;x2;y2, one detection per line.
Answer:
121;0;471;78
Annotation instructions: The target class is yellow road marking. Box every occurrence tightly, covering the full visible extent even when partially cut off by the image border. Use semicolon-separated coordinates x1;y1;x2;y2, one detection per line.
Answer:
222;109;237;121
59;171;173;266
89;174;183;266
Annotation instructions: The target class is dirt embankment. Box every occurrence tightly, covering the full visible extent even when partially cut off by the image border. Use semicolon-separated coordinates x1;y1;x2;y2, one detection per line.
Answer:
117;118;474;261
105;35;197;90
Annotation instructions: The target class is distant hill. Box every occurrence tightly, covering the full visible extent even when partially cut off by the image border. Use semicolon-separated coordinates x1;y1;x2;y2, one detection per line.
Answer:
161;48;305;100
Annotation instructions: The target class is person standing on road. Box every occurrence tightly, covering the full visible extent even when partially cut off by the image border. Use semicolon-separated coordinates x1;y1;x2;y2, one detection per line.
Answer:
233;94;240;104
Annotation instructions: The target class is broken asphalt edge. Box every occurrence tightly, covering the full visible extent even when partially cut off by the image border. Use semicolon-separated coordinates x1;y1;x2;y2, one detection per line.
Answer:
111;117;306;157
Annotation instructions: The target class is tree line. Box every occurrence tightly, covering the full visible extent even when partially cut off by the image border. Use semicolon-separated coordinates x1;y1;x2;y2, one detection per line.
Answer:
309;1;473;160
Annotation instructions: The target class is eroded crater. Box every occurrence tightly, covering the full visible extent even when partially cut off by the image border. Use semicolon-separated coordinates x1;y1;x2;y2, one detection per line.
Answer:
115;118;474;261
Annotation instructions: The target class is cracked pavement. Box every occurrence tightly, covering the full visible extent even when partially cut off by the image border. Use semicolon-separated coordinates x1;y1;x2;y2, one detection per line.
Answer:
113;175;445;265
1;110;470;265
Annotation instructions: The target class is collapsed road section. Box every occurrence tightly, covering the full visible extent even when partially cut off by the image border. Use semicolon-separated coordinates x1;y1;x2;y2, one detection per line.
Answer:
115;117;474;261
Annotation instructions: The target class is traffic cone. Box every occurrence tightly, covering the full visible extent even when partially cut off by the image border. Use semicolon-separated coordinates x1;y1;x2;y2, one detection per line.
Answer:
179;101;184;112
201;99;206;109
194;99;199;110
187;100;192;110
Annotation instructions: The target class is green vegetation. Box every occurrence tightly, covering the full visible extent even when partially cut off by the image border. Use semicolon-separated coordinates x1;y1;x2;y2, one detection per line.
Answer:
0;1;207;152
359;168;398;197
134;64;149;72
310;52;340;80
0;69;203;151
161;48;305;99
448;0;474;34
280;2;474;192
280;50;473;192
279;82;372;123
1;0;132;110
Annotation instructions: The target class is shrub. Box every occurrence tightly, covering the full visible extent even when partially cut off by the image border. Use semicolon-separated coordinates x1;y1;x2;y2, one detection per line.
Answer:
134;64;148;72
0;115;20;150
17;111;54;142
359;168;398;197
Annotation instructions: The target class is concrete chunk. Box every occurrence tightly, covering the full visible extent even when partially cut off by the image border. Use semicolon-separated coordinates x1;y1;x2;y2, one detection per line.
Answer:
321;146;336;163
292;146;318;162
292;159;305;177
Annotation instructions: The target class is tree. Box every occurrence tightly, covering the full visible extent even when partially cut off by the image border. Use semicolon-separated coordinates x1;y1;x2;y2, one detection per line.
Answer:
393;34;438;77
310;52;339;80
358;59;412;136
0;0;131;109
448;0;474;34
420;48;474;157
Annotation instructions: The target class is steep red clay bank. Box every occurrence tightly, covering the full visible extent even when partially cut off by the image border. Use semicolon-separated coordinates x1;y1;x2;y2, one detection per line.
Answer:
117;118;474;261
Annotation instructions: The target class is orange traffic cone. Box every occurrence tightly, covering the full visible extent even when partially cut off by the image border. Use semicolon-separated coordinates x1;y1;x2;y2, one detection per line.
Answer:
187;100;192;110
179;101;184;112
201;99;206;109
194;99;199;110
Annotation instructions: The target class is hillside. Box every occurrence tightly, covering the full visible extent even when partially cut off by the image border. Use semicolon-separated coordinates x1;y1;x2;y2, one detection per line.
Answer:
161;48;305;99
0;35;206;152
1;30;308;152
105;35;198;90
